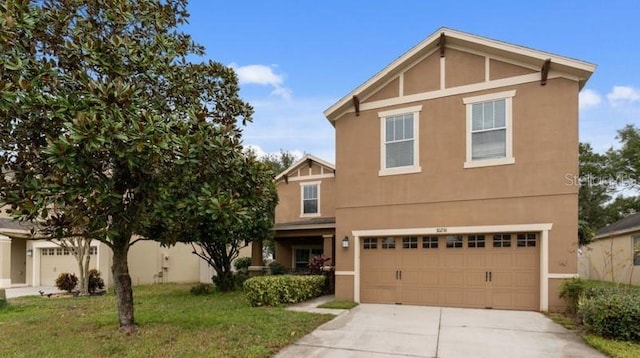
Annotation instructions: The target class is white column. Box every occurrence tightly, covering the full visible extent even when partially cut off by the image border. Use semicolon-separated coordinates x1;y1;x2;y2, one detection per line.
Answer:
0;236;12;288
540;229;549;311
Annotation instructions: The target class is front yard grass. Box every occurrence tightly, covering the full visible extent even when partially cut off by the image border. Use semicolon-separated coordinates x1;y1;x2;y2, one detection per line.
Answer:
317;300;358;309
0;283;333;357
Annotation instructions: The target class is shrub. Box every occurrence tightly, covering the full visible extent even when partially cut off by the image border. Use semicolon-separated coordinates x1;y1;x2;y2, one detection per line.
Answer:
308;255;331;275
559;278;586;315
190;283;215;296
234;271;249;288
244;275;325;306
234;257;252;272
55;272;78;293
88;269;105;295
579;291;640;342
268;261;286;275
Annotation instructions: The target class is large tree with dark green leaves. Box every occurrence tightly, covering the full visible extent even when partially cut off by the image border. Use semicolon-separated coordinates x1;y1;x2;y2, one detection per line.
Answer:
0;0;254;332
145;143;278;291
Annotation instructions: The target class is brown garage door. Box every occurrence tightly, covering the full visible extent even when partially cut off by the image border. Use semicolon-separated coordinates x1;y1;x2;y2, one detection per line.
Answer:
360;233;539;310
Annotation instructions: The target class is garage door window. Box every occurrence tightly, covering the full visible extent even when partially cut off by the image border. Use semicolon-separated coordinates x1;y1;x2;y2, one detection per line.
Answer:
446;235;463;248
363;238;378;250
402;237;418;249
422;236;438;249
468;235;485;248
493;234;511;248
382;237;396;249
517;233;536;247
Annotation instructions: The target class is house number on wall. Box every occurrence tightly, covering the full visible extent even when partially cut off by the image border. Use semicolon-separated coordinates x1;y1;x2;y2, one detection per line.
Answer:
436;227;447;233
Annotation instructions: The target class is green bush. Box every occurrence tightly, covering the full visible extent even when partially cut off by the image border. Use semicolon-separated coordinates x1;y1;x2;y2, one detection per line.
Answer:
268;261;287;275
559;278;586;315
579;291;640;342
55;272;78;293
190;283;215;296
234;257;252;271
234;271;249;288
88;269;105;295
244;275;325;306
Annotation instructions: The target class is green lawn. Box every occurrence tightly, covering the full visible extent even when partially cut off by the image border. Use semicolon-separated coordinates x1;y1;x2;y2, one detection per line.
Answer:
0;284;333;357
317;300;358;309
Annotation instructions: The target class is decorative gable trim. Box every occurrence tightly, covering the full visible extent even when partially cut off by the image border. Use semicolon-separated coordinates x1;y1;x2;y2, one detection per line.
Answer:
275;154;335;182
324;27;596;123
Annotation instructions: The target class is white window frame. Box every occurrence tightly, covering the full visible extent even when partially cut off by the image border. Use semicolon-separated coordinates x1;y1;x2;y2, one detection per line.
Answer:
463;90;516;168
378;105;422;176
300;181;321;217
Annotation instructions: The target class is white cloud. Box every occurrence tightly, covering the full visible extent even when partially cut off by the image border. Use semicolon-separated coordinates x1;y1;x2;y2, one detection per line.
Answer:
607;86;640;106
241;96;336;163
230;63;291;100
579;89;601;110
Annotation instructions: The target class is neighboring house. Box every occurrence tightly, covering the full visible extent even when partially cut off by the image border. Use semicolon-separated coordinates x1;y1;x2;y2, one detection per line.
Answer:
318;27;594;312
0;212;252;288
258;155;336;272
581;212;640;285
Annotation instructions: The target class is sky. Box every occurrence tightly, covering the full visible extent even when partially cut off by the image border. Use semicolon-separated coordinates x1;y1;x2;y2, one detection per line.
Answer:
184;0;640;163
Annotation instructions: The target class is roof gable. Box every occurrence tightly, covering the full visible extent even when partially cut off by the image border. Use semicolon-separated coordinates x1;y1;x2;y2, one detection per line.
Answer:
324;27;596;122
275;154;335;183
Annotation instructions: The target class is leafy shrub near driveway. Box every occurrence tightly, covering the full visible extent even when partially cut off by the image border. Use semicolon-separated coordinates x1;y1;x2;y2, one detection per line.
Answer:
244;275;325;306
579;291;640;342
55;273;78;293
268;261;287;275
559;278;586;315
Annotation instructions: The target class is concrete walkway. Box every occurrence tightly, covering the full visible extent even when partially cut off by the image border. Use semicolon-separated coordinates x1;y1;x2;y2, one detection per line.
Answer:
4;286;63;299
277;303;605;358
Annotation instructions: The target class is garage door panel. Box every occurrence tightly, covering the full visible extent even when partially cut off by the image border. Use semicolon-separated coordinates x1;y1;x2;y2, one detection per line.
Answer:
360;233;539;310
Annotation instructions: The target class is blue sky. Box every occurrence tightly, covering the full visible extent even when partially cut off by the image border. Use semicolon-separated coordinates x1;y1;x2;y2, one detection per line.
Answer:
185;1;640;163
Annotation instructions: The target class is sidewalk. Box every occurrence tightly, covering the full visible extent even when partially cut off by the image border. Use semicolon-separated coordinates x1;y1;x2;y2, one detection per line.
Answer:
4;286;63;299
285;295;349;316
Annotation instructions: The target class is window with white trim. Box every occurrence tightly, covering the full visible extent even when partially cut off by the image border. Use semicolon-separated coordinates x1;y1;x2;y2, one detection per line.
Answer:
379;105;422;176
300;182;320;216
463;90;515;168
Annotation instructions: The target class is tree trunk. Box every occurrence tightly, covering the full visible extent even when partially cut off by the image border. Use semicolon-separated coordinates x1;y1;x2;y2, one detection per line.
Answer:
111;244;135;333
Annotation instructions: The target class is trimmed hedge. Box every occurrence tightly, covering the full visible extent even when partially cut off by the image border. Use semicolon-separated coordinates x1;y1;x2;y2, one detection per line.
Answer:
244;275;325;307
579;291;640;342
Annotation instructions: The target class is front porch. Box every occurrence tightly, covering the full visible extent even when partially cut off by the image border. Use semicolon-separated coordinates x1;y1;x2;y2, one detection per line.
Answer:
250;217;336;274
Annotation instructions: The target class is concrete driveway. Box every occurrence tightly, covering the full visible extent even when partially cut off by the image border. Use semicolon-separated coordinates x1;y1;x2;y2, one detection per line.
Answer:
276;304;605;358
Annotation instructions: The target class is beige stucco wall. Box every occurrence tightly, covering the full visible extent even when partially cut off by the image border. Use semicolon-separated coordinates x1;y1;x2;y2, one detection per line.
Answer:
584;233;640;285
126;241;200;286
275;169;336;224
333;43;581;310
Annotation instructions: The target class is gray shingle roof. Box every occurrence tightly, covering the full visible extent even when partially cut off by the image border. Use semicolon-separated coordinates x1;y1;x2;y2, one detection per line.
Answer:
274;217;335;230
596;212;640;237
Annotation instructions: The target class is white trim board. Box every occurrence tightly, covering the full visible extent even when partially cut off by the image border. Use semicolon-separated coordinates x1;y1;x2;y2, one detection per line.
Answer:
350;223;554;311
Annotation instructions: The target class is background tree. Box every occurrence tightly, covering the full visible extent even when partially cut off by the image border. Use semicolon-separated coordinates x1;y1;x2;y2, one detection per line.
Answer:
262;150;300;174
578;142;615;242
145;141;277;291
0;0;252;332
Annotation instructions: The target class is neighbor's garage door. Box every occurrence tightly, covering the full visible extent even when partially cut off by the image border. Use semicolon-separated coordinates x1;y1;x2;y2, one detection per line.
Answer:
360;233;539;310
40;247;97;286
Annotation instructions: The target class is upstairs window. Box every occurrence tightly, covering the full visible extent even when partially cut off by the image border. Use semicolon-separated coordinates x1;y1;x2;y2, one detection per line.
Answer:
379;105;422;176
464;91;515;168
300;182;320;216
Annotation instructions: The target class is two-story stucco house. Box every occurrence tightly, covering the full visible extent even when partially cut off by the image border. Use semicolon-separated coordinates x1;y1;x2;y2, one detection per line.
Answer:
268;28;595;312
